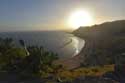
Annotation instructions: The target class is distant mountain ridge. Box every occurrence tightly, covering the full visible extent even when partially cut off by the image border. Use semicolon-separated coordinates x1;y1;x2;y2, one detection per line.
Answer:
73;20;125;66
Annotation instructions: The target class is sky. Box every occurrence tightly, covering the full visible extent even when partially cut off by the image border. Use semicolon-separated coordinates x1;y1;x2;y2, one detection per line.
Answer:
0;0;124;31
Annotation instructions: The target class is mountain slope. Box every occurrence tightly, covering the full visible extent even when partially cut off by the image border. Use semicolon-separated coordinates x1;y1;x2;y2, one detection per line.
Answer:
73;20;125;66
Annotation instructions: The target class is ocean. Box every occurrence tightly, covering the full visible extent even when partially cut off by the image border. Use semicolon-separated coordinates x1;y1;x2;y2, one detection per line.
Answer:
0;31;85;58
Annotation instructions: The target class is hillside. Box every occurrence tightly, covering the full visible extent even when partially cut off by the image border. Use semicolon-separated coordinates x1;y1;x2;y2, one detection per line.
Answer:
73;20;125;66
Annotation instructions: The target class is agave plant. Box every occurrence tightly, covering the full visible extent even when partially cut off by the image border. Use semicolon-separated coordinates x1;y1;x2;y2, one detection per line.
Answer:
19;39;29;56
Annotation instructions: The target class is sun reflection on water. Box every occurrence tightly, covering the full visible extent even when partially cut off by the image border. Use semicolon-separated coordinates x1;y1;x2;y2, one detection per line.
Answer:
71;37;85;57
59;35;85;58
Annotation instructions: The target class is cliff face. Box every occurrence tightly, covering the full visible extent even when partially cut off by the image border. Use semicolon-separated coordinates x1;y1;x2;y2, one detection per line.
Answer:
73;20;125;66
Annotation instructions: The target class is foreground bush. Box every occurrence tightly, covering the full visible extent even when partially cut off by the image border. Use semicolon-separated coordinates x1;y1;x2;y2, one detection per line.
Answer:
0;38;59;78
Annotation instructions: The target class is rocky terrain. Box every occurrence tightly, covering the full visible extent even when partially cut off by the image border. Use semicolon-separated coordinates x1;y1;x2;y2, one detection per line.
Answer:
0;72;118;83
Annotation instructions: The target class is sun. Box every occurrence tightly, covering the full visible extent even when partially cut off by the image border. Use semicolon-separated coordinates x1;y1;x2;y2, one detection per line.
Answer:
68;10;93;29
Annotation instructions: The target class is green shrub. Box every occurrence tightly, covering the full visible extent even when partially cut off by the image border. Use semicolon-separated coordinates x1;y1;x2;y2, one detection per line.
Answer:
0;38;59;78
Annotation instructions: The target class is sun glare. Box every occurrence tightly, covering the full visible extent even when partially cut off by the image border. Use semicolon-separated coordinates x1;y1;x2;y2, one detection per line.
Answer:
68;10;93;29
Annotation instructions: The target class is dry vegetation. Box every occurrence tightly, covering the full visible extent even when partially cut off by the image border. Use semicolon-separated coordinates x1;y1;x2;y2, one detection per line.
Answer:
57;65;114;81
